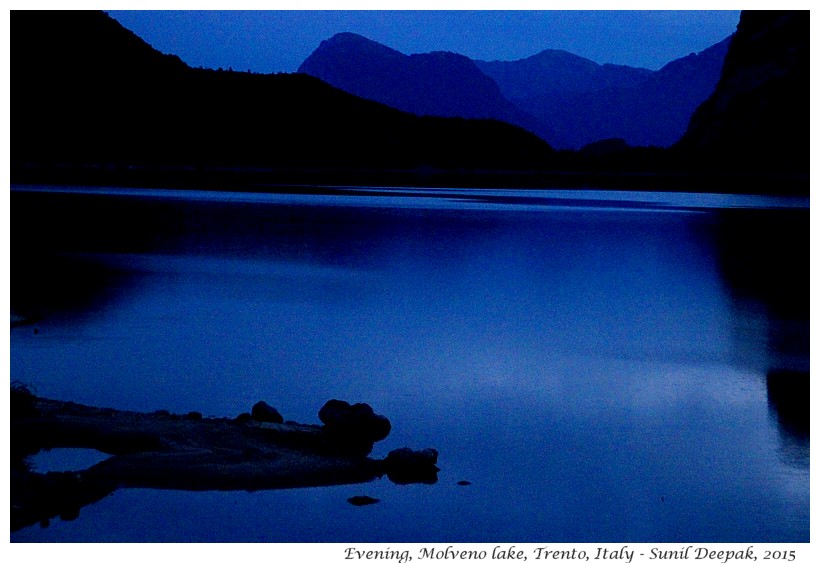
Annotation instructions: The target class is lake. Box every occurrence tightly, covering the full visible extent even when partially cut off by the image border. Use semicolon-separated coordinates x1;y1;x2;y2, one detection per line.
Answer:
9;184;809;543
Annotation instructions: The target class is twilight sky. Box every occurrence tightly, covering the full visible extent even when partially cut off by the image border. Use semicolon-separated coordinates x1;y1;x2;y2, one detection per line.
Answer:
106;9;742;74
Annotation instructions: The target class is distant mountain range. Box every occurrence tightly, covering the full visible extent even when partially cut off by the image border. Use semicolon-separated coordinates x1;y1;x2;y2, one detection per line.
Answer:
299;33;731;149
10;10;809;189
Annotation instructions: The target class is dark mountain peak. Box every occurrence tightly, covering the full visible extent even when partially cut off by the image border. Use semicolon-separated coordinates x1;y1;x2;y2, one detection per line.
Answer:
297;32;549;136
13;10;553;175
13;10;188;78
319;31;405;58
300;32;406;79
525;48;599;67
475;48;652;103
325;31;373;43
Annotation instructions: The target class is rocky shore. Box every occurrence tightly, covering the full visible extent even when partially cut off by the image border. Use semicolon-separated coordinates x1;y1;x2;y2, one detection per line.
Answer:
10;386;439;532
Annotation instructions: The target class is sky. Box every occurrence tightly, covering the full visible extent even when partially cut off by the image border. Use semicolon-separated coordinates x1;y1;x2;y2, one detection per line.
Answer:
106;9;743;74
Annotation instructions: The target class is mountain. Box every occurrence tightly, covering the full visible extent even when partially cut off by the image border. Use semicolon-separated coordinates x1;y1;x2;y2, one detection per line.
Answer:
478;38;731;149
10;10;808;188
475;49;652;105
300;32;732;150
676;11;808;172
298;32;554;142
12;11;552;177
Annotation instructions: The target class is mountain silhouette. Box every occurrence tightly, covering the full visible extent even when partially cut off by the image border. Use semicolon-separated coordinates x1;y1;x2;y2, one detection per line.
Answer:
298;33;732;150
12;11;552;177
475;49;652;102
9;10;808;190
482;38;731;149
298;32;554;141
676;11;808;173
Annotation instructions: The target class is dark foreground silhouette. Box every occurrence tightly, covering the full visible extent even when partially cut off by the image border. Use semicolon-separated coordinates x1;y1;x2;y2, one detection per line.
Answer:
11;387;439;532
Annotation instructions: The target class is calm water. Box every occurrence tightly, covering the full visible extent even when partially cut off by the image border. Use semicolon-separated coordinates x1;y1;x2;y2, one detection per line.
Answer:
10;185;809;542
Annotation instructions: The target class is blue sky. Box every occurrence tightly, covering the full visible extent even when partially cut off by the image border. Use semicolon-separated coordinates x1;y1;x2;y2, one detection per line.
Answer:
107;10;742;74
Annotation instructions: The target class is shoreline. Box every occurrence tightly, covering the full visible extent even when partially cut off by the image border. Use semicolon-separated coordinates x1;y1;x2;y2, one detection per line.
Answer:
11;391;439;532
10;163;810;196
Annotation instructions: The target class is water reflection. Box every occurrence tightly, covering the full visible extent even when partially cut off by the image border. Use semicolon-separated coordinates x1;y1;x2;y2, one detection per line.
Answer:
766;369;810;469
714;208;809;371
9;186;809;542
711;207;809;470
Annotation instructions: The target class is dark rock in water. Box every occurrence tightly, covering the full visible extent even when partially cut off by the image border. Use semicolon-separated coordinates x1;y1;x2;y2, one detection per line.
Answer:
457;480;471;486
152;409;171;417
251;401;284;424
318;399;392;456
348;495;379;506
11;382;38;419
186;411;203;421
383;447;439;485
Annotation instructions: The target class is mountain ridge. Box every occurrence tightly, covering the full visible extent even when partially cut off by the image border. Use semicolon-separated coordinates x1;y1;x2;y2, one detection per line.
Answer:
298;32;554;141
300;31;732;149
9;10;809;192
12;11;553;175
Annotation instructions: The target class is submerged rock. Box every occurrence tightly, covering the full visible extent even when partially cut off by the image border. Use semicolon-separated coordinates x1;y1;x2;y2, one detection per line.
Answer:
383;447;440;485
347;495;379;506
251;401;284;424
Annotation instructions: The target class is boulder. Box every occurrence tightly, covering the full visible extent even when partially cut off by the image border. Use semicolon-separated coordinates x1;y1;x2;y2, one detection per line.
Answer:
316;399;392;457
318;399;391;442
251;401;284;424
233;412;252;424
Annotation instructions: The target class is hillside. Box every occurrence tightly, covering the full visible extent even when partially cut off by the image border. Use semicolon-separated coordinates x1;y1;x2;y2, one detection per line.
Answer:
676;11;808;173
298;32;554;142
9;10;808;191
476;38;730;149
11;11;553;176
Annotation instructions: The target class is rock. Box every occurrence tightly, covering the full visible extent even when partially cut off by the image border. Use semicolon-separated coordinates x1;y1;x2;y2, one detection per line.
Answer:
11;393;440;532
347;495;379;506
234;412;252;424
317;399;392;457
383;447;439;485
251;401;284;424
11;382;38;419
318;399;391;442
457;480;471;486
186;411;203;421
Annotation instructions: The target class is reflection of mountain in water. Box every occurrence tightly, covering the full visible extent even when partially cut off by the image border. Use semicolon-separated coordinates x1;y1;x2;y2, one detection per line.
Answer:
766;369;809;469
713;208;808;372
712;208;809;469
